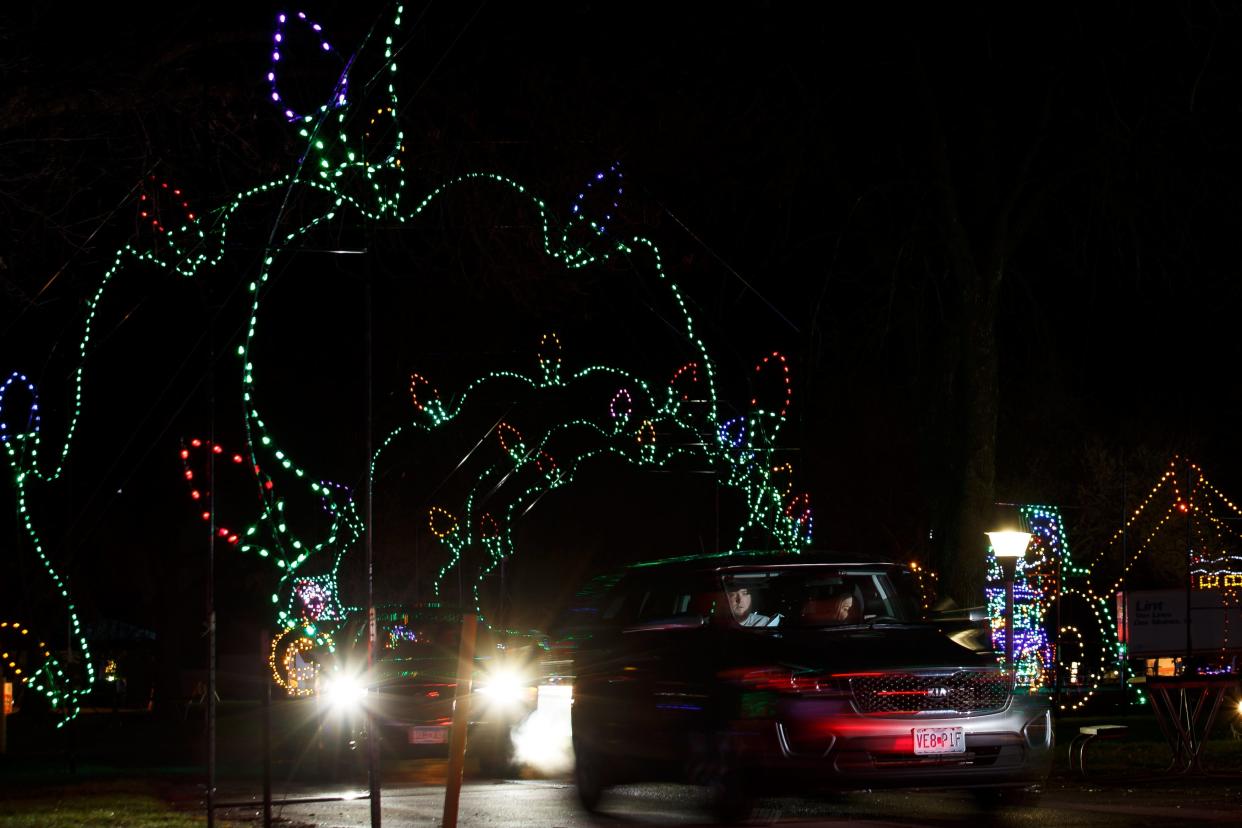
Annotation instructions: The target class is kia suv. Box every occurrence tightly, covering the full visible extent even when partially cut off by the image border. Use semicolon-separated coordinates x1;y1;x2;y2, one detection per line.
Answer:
568;552;1052;820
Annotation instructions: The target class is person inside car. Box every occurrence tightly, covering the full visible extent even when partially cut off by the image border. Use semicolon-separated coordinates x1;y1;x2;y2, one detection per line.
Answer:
726;584;782;627
798;587;863;625
825;592;858;621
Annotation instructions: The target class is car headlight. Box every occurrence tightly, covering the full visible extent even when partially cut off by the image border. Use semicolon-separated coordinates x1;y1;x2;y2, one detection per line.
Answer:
476;667;532;708
319;673;366;715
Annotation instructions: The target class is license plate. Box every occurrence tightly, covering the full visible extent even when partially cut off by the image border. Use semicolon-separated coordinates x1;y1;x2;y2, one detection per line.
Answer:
408;726;449;744
912;726;965;755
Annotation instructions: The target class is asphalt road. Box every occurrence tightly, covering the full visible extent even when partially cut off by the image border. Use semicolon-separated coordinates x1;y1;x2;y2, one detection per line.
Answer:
211;763;1242;827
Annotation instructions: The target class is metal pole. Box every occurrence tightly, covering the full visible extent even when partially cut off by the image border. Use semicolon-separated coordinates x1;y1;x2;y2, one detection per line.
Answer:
1005;573;1015;672
998;555;1017;673
1055;542;1063;704
1185;459;1193;668
365;276;381;827
207;309;217;828
261;630;272;828
442;613;478;828
1120;446;1127;693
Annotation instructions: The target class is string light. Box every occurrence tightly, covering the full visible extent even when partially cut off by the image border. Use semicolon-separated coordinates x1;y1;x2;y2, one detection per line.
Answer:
10;2;814;696
138;175;196;235
609;389;632;422
538;332;563;386
570;163;623;235
0;621;69;719
178;438;256;546
751;351;792;419
0;373;94;726
268;11;349;122
268;624;334;696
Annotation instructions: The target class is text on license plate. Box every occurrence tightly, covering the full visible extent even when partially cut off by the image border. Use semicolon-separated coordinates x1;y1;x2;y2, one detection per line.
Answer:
912;726;965;755
408;726;449;744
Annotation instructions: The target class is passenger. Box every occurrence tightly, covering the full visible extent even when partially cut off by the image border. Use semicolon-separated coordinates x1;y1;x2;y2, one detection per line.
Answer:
726;585;781;627
826;592;857;622
799;591;861;625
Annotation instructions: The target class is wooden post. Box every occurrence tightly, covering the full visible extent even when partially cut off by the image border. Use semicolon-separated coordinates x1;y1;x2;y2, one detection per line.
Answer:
1;664;9;755
260;630;272;828
441;613;478;828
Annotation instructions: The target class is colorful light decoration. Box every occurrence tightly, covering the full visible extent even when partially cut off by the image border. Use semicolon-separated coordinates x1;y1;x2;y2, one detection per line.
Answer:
365;106;404;166
9;2;813;698
0;621;71;720
178;438;260;546
409;373;446;423
0;372;94;726
268;623;334;696
609;388;632;422
984;539;1050;691
138;175;197;235
570;163;623;235
907;560;938;611
751;351;792;419
670;361;699;403
268;11;349;122
538;332;563;386
972;457;1242;712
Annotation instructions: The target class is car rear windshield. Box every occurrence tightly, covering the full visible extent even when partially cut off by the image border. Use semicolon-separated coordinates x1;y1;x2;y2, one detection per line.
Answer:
720;568;914;628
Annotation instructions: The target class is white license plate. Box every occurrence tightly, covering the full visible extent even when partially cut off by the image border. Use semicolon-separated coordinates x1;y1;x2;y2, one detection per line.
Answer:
408;726;449;744
912;726;965;755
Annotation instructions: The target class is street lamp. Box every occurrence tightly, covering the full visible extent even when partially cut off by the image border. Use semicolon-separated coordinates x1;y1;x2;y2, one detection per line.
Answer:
986;530;1031;674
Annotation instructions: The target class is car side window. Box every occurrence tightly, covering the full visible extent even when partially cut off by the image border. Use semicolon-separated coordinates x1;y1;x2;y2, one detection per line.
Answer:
636;584;682;622
602;586;642;623
632;577;714;623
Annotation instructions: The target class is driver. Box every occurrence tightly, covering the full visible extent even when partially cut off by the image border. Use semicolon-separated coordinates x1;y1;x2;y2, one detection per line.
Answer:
726;585;781;627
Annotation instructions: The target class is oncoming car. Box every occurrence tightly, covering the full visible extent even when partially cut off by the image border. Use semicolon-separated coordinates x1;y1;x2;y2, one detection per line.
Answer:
569;552;1052;820
314;604;549;777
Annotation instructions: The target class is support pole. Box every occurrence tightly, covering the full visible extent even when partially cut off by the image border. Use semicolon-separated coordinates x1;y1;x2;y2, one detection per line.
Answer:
442;613;478;828
1185;459;1193;667
999;555;1018;672
1;666;8;755
260;630;272;828
365;276;381;827
206;309;217;828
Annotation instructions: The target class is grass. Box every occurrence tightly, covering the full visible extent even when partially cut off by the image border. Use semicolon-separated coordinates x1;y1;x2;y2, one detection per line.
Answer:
0;780;246;828
1051;711;1242;779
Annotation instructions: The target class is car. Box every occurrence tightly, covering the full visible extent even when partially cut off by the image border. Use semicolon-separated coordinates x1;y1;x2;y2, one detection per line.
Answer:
568;551;1053;821
313;603;549;778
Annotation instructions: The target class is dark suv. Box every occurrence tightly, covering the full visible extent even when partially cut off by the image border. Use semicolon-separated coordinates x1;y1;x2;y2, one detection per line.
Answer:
569;553;1052;819
314;604;547;777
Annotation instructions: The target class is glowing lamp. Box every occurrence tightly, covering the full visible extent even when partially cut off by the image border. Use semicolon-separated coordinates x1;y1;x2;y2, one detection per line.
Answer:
986;531;1031;561
986;530;1030;674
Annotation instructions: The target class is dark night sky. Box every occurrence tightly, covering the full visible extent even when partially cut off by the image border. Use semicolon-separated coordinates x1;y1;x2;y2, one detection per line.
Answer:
5;2;1242;653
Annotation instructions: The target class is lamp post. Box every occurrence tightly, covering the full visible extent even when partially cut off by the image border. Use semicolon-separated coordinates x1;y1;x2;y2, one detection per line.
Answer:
986;530;1031;674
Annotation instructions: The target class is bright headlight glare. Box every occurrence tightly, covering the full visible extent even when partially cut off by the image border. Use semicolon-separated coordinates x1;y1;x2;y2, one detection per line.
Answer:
321;674;366;713
478;669;528;705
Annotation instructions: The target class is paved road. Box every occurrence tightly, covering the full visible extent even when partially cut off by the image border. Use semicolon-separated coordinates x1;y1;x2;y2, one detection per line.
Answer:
213;764;1242;827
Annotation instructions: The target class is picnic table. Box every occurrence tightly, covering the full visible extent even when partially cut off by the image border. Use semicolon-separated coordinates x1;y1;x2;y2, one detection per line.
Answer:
1142;674;1240;774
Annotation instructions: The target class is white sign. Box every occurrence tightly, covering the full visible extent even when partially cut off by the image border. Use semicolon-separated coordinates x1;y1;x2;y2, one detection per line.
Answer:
1122;589;1242;655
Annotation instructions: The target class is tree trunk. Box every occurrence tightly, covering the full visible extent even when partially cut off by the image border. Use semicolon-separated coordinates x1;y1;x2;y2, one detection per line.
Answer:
945;281;1000;606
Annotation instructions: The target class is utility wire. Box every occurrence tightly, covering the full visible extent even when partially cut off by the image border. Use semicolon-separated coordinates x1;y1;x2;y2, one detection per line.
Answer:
638;180;801;335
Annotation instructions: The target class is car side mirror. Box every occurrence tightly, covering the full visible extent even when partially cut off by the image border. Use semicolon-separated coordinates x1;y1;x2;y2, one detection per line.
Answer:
931;606;988;623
